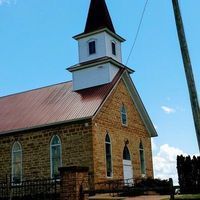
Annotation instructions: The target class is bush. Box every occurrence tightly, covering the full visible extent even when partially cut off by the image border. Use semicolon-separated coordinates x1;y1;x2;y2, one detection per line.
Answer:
133;178;171;195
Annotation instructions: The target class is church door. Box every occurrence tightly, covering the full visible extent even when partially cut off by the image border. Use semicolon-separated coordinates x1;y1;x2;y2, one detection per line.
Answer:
123;146;133;185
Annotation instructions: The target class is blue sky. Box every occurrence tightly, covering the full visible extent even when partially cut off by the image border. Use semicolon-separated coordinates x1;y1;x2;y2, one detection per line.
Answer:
0;0;199;183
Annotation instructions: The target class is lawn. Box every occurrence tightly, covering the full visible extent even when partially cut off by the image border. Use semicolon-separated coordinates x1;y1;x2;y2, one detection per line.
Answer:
162;194;200;200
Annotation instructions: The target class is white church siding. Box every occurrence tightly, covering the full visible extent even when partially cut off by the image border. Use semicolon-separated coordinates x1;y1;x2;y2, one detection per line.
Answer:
72;63;119;91
77;32;122;64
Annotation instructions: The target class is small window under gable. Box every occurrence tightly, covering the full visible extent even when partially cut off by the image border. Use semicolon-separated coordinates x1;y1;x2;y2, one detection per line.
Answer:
111;41;116;55
120;104;127;126
12;142;22;184
88;40;96;55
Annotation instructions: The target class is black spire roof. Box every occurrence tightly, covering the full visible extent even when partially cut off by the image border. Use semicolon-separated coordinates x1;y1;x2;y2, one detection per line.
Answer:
84;0;116;34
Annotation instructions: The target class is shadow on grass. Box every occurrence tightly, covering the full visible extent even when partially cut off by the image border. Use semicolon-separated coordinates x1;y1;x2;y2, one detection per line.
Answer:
162;194;200;200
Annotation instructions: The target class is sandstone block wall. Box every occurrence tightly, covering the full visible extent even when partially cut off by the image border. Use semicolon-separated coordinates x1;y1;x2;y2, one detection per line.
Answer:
92;79;154;183
0;120;93;180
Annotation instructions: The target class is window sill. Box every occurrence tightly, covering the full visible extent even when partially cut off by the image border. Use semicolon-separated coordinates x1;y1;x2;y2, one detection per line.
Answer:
141;174;146;178
106;176;113;179
121;124;128;127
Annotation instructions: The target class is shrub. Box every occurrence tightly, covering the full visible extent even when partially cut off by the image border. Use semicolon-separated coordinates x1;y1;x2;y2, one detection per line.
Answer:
134;178;171;195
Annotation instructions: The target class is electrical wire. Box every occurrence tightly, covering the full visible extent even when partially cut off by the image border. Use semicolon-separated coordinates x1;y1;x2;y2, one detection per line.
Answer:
126;0;149;65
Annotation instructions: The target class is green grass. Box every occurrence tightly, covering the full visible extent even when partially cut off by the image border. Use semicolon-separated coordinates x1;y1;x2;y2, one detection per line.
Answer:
162;194;200;200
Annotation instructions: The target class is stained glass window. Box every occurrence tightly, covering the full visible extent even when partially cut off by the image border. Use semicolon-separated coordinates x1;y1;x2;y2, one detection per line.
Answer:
50;135;62;179
12;142;22;183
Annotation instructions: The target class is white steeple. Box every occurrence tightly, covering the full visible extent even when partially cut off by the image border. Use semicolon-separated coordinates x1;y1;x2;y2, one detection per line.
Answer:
67;0;131;91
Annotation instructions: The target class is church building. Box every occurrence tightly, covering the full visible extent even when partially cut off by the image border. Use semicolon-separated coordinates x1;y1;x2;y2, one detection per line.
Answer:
0;0;157;185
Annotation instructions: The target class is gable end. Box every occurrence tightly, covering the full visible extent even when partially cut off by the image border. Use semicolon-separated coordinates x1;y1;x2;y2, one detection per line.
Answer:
122;71;157;137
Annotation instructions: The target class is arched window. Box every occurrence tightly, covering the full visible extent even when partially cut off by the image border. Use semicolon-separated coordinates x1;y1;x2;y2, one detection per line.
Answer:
105;133;112;177
120;104;127;126
123;146;131;160
139;142;146;176
50;135;62;178
12;142;22;183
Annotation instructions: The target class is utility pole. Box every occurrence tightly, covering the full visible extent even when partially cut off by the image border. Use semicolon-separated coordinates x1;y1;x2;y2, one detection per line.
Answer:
172;0;200;152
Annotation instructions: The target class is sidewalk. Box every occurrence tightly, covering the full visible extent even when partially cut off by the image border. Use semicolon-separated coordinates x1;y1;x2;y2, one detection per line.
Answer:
126;195;169;200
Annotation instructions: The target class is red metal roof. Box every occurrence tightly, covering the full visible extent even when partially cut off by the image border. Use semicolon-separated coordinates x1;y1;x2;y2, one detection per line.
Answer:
0;70;123;135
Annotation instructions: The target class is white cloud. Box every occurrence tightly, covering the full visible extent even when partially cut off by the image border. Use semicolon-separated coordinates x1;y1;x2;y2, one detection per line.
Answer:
0;0;9;5
161;106;176;114
0;0;16;5
153;144;187;185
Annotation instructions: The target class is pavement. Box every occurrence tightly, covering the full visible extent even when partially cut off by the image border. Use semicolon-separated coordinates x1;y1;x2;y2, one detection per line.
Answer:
126;195;169;200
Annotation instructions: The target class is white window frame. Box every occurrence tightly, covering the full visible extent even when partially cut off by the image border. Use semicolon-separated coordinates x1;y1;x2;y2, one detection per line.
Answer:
120;104;128;126
12;141;23;183
105;132;113;178
50;135;62;179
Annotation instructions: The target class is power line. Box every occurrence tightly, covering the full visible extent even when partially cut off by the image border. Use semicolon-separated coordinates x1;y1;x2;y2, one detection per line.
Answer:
126;0;149;65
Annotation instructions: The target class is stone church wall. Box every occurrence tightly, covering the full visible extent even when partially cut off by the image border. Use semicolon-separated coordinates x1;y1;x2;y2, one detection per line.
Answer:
0;119;93;180
92;79;154;183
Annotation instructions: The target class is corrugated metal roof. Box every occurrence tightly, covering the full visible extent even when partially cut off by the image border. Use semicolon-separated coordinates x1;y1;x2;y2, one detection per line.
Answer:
0;70;123;135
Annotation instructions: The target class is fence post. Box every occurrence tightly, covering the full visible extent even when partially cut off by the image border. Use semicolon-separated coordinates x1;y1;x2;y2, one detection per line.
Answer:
59;166;89;200
169;178;174;200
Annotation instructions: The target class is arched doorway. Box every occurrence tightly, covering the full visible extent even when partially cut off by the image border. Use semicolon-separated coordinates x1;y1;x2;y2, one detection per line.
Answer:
123;146;133;185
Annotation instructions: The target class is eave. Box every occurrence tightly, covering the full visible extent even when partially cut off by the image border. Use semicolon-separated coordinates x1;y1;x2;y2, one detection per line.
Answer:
67;56;134;74
73;28;126;43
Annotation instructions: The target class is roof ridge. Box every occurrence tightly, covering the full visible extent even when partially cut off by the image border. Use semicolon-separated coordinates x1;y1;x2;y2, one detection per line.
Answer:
0;81;72;99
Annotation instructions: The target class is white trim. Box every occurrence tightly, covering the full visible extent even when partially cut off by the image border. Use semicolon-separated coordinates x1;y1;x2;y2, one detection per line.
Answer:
73;28;126;42
68;57;134;74
50;135;62;179
105;132;113;178
12;141;23;183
